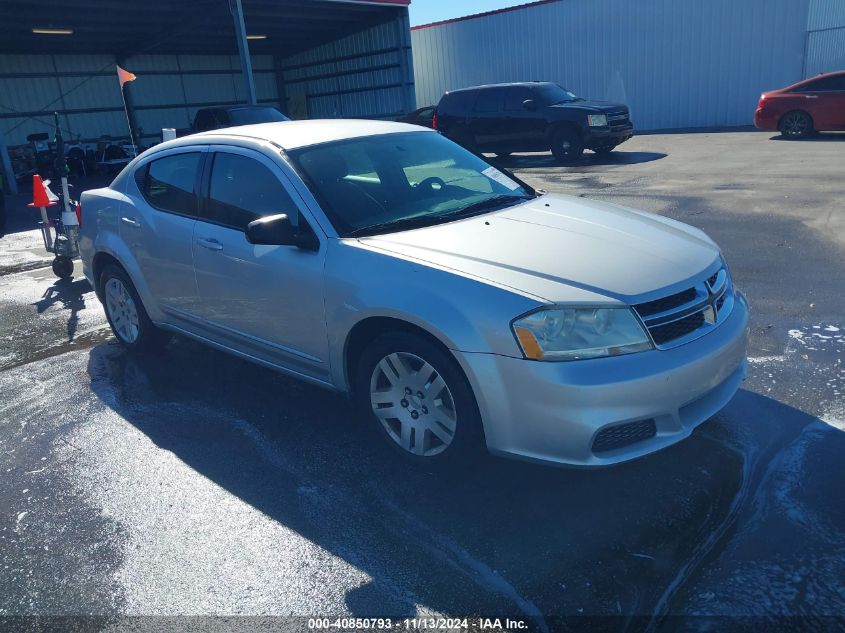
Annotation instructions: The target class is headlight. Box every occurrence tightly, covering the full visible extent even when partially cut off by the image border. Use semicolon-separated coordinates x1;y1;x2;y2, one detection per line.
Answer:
587;114;608;127
512;307;653;361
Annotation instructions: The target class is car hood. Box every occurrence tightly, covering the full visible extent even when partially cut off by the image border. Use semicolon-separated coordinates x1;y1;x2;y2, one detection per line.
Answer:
550;99;628;114
358;194;720;304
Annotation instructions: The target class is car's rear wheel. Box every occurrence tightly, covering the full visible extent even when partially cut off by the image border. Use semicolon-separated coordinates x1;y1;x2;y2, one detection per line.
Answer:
779;111;813;139
100;264;170;351
551;129;584;162
354;332;483;465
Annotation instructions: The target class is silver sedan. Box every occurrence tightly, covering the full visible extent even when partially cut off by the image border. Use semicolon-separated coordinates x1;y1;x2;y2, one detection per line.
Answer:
79;120;748;467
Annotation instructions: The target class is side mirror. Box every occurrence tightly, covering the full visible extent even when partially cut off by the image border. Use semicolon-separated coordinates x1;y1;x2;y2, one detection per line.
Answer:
522;99;538;111
246;214;319;250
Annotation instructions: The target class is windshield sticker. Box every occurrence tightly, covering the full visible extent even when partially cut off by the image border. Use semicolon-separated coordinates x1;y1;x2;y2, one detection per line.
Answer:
482;166;520;191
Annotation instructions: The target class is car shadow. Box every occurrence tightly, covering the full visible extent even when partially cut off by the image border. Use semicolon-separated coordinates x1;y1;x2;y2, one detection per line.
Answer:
768;132;845;142
491;150;667;170
83;335;836;624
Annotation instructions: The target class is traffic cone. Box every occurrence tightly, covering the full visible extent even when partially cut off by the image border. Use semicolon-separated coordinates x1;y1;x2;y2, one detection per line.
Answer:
27;175;58;209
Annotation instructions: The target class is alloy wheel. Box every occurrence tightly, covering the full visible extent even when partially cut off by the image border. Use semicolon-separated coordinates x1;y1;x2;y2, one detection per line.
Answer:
105;277;140;344
369;352;458;457
782;112;809;137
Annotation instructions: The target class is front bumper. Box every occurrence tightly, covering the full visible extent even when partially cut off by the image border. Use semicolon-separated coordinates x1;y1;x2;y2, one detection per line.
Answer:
754;107;779;130
459;292;749;467
584;124;634;148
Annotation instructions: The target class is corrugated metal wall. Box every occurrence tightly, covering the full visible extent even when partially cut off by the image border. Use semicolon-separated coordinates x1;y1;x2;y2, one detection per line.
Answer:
0;53;279;147
279;15;415;120
412;0;833;130
805;0;845;76
123;54;279;141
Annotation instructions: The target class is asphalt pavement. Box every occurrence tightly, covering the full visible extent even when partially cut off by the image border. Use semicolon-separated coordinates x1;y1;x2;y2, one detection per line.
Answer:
1;130;843;632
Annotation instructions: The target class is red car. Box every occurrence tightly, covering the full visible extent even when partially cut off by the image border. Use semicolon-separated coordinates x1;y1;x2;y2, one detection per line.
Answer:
755;71;845;138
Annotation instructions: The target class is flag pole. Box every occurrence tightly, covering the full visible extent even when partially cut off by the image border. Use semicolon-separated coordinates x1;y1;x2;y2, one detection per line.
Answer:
120;85;136;156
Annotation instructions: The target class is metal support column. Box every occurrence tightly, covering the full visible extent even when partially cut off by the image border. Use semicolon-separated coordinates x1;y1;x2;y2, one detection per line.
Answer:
230;0;257;105
0;138;18;195
395;7;416;114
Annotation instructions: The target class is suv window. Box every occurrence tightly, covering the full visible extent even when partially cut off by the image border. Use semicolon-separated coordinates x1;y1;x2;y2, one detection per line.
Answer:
795;75;845;92
206;152;298;230
141;152;201;216
439;91;476;116
504;88;533;111
194;110;217;131
473;89;505;113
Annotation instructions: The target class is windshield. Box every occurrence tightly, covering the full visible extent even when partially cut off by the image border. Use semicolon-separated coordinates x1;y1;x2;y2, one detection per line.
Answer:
288;132;534;237
535;84;581;105
228;107;289;125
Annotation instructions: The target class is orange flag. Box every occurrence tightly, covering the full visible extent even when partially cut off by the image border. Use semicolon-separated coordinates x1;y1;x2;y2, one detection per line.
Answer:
116;65;136;88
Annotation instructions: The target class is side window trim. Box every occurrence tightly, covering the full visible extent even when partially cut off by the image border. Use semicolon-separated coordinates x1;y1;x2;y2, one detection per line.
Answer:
134;146;208;219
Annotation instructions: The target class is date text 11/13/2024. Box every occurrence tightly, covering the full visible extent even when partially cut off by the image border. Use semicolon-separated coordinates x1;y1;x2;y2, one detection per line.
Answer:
307;617;529;630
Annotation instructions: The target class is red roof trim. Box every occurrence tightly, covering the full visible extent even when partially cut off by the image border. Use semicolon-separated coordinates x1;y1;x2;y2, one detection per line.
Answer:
412;0;561;30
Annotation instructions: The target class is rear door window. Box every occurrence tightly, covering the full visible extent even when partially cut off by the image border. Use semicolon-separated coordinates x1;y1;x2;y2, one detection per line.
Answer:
140;152;202;216
504;88;533;111
206;152;299;231
473;89;505;113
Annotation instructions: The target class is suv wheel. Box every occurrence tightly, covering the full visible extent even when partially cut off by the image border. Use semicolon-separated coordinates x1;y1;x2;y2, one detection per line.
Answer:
779;111;813;139
100;264;170;351
593;145;616;156
551;129;584;162
354;332;483;464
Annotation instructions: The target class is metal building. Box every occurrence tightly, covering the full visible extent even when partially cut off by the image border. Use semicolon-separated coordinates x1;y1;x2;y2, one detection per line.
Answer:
412;0;844;131
0;0;414;189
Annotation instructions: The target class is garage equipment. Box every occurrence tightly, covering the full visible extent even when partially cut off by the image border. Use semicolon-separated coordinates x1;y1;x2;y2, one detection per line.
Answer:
28;114;80;279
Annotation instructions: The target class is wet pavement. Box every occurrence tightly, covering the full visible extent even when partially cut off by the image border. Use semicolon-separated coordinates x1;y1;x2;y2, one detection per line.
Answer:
1;131;844;631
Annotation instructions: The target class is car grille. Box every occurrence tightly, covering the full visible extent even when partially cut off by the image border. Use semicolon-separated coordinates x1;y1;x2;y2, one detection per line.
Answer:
593;419;657;453
633;267;734;349
607;111;630;128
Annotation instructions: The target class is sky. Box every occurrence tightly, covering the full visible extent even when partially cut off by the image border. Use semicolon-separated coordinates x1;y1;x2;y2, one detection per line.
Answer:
408;0;529;27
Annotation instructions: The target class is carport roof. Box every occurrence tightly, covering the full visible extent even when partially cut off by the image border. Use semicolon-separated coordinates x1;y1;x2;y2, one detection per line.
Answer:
0;0;409;57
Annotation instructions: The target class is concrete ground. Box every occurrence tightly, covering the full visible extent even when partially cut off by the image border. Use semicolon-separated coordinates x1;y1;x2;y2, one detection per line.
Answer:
1;130;844;632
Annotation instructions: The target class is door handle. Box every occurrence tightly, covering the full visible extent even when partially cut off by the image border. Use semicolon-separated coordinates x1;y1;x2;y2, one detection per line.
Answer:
121;216;141;228
804;95;818;99
197;237;223;251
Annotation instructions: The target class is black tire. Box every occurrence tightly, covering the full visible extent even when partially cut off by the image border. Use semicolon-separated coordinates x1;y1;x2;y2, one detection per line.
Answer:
551;128;585;162
51;256;74;279
99;263;170;352
593;145;616;156
779;111;813;139
353;332;484;466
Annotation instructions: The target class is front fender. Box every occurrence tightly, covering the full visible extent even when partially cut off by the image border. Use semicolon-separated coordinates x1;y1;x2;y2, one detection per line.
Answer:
324;239;541;390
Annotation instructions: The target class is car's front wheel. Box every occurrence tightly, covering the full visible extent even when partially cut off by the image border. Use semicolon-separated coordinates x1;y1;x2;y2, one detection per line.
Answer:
593;145;616;155
551;129;584;162
354;332;483;464
779;111;813;138
100;264;170;351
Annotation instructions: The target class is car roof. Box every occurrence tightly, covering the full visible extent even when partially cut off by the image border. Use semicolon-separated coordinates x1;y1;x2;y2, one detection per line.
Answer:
784;70;845;90
445;81;555;94
164;119;434;152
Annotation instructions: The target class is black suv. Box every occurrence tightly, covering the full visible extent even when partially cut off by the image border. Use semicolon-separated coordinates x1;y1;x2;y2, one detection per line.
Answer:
435;82;633;160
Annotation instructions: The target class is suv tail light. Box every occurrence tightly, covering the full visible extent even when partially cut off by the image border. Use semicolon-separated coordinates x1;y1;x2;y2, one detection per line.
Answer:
432;111;438;130
75;201;82;226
